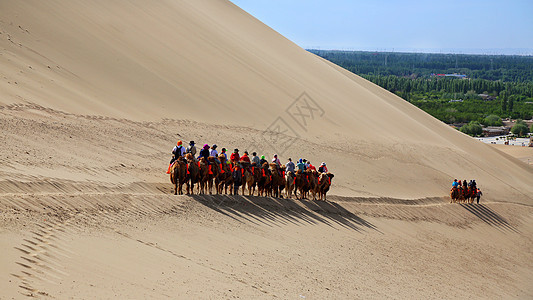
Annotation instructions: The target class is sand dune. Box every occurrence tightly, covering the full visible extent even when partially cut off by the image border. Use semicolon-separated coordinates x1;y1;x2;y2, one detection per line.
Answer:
1;192;532;299
1;0;532;298
1;0;532;201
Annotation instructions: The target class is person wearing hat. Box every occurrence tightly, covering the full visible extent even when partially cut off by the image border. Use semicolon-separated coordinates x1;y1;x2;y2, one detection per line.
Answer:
167;140;185;174
210;144;219;157
210;144;221;164
230;149;240;166
251;152;261;167
259;155;268;166
221;148;228;161
198;144;210;162
318;162;328;173
240;151;251;163
186;141;197;157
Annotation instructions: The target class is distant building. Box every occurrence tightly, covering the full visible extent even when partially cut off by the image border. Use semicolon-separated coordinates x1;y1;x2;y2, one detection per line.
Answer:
483;126;510;137
449;99;463;103
478;94;496;101
431;73;468;79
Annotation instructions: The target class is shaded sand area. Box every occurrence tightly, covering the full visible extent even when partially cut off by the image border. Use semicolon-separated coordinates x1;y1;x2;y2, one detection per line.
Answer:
1;192;532;299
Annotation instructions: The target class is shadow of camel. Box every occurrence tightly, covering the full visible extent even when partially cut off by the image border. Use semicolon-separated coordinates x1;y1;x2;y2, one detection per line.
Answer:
189;194;380;233
459;204;520;233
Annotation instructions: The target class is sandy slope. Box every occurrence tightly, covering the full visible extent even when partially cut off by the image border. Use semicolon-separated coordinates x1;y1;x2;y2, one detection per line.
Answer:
0;0;532;298
490;144;533;165
1;193;532;299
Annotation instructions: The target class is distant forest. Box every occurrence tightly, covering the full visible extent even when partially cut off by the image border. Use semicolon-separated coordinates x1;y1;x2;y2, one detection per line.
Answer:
309;50;533;123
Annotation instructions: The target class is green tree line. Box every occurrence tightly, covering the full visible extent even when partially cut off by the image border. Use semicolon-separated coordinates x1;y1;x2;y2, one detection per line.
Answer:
309;50;533;124
309;50;533;82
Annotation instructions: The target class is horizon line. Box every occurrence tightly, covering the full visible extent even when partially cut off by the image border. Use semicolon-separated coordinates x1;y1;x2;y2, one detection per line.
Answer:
305;47;533;56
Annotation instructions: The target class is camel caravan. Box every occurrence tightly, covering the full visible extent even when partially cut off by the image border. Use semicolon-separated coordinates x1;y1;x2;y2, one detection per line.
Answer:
167;141;335;200
450;179;482;204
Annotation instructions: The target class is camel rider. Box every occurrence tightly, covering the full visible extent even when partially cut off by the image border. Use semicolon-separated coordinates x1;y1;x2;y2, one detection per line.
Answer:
297;159;306;172
199;144;210;163
171;140;185;162
318;162;328;173
272;154;281;167
240;151;252;172
307;161;316;171
259;155;268;167
230;149;240;167
471;180;477;190
167;140;185;174
240;151;251;163
210;144;220;164
186;141;197;157
251;152;261;167
452;179;459;189
221;148;228;161
285;158;295;173
462;180;467;188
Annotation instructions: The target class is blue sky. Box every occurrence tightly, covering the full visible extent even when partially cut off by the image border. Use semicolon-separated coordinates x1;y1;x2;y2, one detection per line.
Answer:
230;0;533;55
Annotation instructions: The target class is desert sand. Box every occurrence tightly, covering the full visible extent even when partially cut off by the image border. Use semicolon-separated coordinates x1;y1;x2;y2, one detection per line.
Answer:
1;0;532;298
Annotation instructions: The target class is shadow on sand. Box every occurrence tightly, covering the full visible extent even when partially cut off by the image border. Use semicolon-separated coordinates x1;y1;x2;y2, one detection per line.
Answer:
190;194;380;233
460;204;519;233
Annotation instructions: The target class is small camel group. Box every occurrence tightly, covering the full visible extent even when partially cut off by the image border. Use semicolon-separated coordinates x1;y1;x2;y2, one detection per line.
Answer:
170;154;334;201
450;186;480;204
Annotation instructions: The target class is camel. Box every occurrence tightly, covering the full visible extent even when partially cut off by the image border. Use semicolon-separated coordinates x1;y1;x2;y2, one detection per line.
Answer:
250;164;262;196
467;187;477;204
307;170;319;200
197;157;209;194
257;163;271;197
294;170;310;199
216;155;232;194
268;163;285;198
186;153;200;194
170;157;187;195
207;157;221;194
317;172;334;201
241;164;255;196
450;187;459;203
232;166;243;195
285;171;296;199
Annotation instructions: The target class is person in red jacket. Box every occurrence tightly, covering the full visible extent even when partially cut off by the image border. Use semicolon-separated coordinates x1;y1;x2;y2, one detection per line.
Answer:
240;151;251;163
308;161;317;171
230;149;240;166
240;150;251;171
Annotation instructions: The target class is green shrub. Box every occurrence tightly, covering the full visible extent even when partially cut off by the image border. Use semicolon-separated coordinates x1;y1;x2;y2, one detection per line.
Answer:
460;121;483;136
511;119;529;137
482;114;503;126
